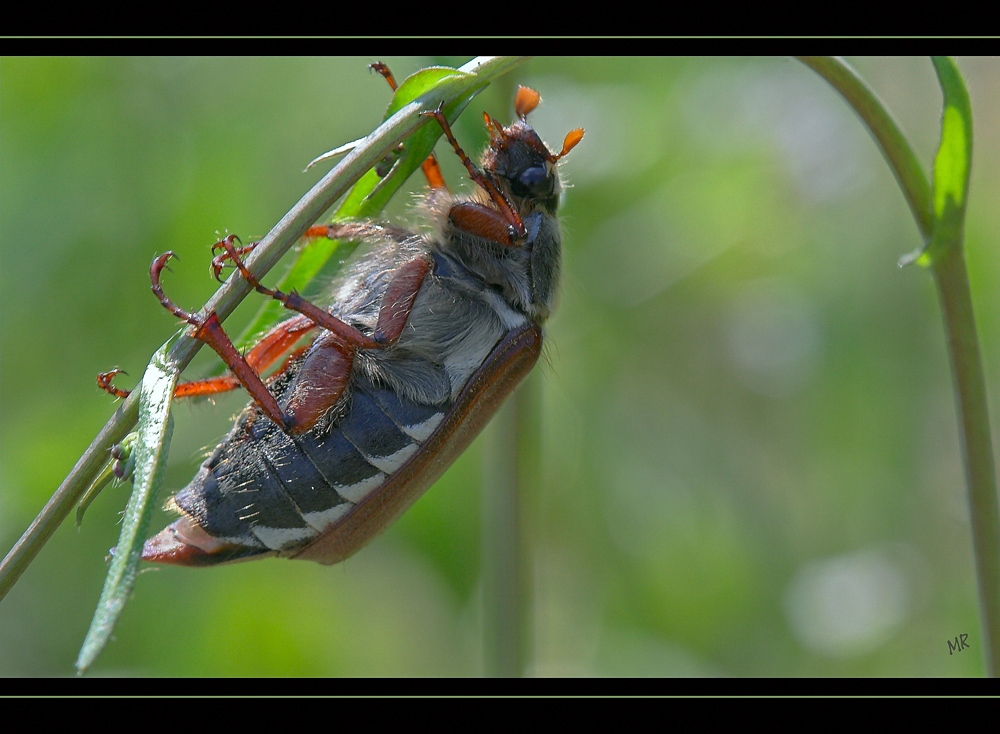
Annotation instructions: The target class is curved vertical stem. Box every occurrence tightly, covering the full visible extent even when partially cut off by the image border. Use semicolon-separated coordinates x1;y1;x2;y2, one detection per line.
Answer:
482;371;539;677
482;395;525;677
926;57;999;676
933;244;1000;675
800;56;999;676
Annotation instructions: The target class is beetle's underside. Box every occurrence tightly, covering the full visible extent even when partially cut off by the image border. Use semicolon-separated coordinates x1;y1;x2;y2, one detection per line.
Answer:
100;68;582;568
143;323;541;566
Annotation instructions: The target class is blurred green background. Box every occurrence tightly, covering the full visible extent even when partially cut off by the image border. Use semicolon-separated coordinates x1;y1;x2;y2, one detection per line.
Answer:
2;56;999;677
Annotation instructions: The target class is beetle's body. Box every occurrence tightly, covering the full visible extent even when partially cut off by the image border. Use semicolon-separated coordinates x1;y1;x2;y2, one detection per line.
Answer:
147;221;548;565
127;81;582;567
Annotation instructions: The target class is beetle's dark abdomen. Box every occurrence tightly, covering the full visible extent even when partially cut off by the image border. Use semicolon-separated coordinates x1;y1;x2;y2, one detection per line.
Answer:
171;371;450;557
339;389;418;472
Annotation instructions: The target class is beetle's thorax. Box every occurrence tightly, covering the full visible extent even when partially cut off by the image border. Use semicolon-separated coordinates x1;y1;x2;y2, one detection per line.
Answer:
434;205;560;324
432;118;566;324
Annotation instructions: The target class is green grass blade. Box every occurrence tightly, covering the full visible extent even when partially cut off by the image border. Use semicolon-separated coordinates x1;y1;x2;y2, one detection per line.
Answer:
76;343;179;674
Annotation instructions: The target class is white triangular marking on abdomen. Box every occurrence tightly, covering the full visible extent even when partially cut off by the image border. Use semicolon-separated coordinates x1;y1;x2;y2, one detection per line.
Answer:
335;472;387;503
250;524;317;551
302;501;355;532
363;443;419;474
399;413;444;442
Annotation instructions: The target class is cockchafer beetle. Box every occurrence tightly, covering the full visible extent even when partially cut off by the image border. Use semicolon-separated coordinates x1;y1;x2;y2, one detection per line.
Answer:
100;65;583;567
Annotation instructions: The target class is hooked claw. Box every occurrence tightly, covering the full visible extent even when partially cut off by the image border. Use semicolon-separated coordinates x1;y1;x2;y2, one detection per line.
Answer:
210;234;253;283
97;368;131;399
150;251;199;325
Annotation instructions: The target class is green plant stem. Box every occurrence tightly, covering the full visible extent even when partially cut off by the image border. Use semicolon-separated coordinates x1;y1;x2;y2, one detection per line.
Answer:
801;56;999;676
0;399;139;602
482;371;538;677
482;395;523;677
926;56;999;676
0;56;529;604
933;246;1000;675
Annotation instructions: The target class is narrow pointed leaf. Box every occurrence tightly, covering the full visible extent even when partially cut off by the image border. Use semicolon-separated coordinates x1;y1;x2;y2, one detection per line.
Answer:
76;344;179;674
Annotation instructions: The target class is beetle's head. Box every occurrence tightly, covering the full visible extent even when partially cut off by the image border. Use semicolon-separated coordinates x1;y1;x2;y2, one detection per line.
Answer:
480;86;584;216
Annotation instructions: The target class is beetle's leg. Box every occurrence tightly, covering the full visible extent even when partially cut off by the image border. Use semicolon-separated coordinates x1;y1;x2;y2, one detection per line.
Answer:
103;221;414;403
371;256;432;343
419;152;448;190
422;104;527;240
370;61;448;190
169;374;241;399
149;251;290;428
277;256;431;433
173;314;316;399
129;225;430;433
186;237;430;433
209;226;358;281
97;369;131;399
210;238;256;282
213;235;432;433
369;60;399;91
98;315;316;402
209;223;415;280
212;235;382;350
215;235;431;348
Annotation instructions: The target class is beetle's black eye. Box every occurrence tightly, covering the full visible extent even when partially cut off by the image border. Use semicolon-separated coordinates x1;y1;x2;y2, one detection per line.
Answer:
512;165;550;198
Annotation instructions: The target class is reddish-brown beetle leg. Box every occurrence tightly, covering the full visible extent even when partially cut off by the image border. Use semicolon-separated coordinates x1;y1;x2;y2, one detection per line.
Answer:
419;152;448;190
373;257;431;343
210;223;413;284
148;233;431;435
212;236;432;434
210;236;257;282
174;342;310;401
151;251;204;326
150;249;289;429
213;235;380;351
277;256;431;434
172;314;316;400
422;104;526;240
448;202;521;247
211;226;364;283
193;314;289;429
369;61;398;90
99;313;317;405
97;368;131;399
